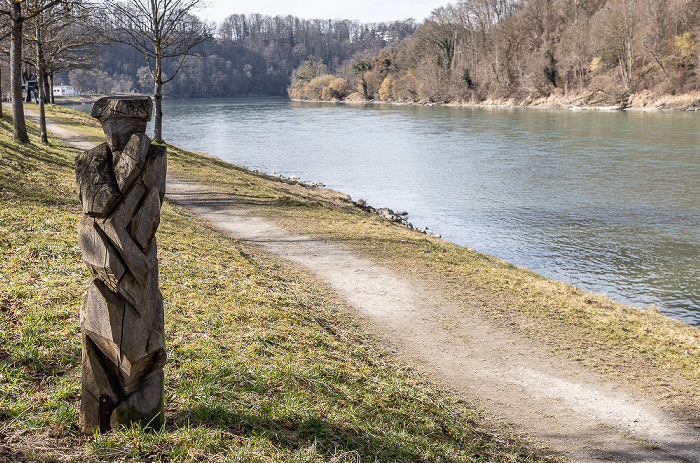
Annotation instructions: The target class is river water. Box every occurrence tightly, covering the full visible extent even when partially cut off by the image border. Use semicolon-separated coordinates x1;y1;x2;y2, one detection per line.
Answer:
77;97;700;324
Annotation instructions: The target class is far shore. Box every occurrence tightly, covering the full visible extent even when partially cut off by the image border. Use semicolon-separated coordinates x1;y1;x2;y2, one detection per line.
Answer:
290;89;700;112
290;97;700;112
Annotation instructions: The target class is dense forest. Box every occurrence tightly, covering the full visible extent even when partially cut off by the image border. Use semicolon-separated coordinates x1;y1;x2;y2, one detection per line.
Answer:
12;0;700;108
289;0;700;107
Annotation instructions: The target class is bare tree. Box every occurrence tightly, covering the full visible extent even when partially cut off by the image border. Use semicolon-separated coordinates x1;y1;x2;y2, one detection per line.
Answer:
32;6;49;143
25;1;97;142
0;0;80;143
101;0;212;142
0;14;10;119
39;2;102;103
558;16;593;91
595;0;638;92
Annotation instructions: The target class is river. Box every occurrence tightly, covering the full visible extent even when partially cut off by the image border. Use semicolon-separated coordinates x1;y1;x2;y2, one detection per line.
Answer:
77;97;700;324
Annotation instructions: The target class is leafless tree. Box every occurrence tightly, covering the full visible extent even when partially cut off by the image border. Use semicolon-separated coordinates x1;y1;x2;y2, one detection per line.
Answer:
0;14;10;118
33;6;49;143
0;0;80;143
22;2;98;143
101;0;212;142
40;2;102;103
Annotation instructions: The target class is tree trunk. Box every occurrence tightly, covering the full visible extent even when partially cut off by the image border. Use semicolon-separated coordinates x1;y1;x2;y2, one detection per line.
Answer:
153;54;163;142
10;2;29;143
37;21;49;145
49;72;55;104
153;79;163;142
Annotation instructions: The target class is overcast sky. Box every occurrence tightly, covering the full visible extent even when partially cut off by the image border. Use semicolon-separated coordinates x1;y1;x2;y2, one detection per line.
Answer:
194;0;446;24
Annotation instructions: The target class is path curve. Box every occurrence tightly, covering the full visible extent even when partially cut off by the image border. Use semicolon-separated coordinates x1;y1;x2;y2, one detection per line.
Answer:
24;107;95;151
166;177;700;463
34;108;700;462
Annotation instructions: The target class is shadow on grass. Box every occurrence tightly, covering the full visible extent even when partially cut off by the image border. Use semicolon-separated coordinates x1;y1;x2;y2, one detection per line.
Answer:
0;141;79;206
0;340;81;385
168;151;356;210
172;404;453;462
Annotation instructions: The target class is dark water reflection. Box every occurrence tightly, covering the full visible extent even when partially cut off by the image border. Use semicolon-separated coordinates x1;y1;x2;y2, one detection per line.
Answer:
75;98;700;324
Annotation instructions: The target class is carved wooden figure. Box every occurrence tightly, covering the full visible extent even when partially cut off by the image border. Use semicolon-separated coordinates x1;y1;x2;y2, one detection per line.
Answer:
75;97;167;433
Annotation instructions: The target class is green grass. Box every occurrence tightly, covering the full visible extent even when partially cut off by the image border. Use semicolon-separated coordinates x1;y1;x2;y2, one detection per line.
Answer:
0;109;556;461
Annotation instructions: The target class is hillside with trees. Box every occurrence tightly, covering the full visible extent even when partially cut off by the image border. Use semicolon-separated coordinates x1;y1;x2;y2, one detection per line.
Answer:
60;15;416;98
3;0;700;108
289;0;700;108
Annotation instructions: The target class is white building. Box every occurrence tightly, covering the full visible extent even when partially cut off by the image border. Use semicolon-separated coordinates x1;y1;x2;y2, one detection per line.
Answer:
53;85;76;96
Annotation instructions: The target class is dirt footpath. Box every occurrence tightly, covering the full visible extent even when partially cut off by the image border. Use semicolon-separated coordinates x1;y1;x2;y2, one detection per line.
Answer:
166;176;699;463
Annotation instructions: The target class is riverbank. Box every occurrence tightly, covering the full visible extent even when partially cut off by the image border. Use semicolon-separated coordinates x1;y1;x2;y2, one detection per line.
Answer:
143;109;700;460
294;88;700;112
462;88;700;111
3;105;700;461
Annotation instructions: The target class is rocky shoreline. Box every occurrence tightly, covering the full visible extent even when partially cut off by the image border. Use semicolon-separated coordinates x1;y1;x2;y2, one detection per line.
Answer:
257;170;441;238
356;202;441;238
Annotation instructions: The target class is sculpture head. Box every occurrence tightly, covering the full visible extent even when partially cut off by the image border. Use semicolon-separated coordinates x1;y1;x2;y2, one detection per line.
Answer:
92;97;153;152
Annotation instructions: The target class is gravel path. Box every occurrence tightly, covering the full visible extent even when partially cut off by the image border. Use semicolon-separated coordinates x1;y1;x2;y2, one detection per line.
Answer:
36;108;700;462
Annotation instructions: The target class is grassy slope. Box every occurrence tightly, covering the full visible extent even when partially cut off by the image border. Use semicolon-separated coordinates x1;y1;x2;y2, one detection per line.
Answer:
0;109;554;461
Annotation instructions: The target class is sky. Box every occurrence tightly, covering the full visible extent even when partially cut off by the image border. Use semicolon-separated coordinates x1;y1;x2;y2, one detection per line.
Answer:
194;0;447;25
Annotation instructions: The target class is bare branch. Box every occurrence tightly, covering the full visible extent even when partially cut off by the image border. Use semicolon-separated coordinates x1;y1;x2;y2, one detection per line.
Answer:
100;0;213;140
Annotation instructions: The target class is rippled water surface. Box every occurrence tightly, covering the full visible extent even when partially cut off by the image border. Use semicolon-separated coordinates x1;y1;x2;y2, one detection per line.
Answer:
78;97;700;323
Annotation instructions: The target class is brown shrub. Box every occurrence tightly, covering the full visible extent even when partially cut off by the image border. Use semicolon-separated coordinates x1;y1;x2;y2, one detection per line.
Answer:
289;75;350;101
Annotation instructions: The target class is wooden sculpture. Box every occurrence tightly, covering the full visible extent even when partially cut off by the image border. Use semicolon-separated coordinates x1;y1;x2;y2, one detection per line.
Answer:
75;97;167;433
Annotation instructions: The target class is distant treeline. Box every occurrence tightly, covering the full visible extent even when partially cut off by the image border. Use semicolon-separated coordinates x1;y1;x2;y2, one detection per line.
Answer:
289;0;700;107
65;15;416;97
